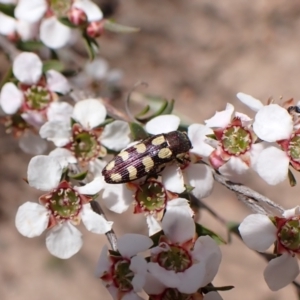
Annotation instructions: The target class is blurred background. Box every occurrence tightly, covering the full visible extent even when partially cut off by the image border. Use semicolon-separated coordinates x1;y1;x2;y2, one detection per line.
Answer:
1;0;300;299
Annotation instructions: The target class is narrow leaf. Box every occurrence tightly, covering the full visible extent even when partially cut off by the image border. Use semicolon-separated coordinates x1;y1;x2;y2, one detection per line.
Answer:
104;20;140;33
288;168;297;187
129;122;149;141
43;60;65;73
0;3;15;17
195;222;226;244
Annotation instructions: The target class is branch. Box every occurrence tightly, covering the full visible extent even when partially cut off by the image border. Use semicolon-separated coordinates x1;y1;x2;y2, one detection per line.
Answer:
0;35;20;60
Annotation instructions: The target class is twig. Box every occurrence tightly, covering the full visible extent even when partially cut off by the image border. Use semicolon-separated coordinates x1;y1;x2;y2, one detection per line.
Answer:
0;35;20;60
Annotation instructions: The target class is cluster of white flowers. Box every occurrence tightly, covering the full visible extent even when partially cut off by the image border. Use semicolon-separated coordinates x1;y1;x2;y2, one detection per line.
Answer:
2;1;300;298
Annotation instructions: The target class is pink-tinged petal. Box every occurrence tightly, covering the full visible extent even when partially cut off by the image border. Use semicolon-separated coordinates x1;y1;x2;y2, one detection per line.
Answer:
148;262;180;288
283;206;300;218
73;0;103;21
75;177;105;195
19;131;48;155
118;234;153;258
163;198;195;244
203;292;223;300
16;20;38;41
13;52;42;84
102;184;133;213
27;155;62;191
218;156;249;178
185;164;214;199
253;104;293;142
46;222;83;259
15;0;47;22
81;204;112;234
143;273;166;295
95;245;110;277
0;82;23;114
264;254;299;291
161;165;185;194
130;256;148;291
49;148;76;168
255;147;289;185
21;111;45;127
39;120;71;147
234;111;252;123
188;123;214;157
239;214;276;251
178;263;206;293
40;16;72;49
236;92;264;112
205;103;234;128
145;115;180;134
85;58;108;80
101;120;131;151
15;202;49;237
146;215;162;236
46;70;70;94
72;98;107;129
47;102;73;122
0;13;16;35
192;236;222;286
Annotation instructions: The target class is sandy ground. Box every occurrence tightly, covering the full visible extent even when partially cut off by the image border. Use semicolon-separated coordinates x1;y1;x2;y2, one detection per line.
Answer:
1;0;300;299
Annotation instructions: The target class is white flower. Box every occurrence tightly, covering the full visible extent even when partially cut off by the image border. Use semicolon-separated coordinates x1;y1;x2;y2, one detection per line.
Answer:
0;52;70;127
144;115;214;199
239;207;300;291
95;234;152;300
148;198;222;293
40;99;131;170
15;155;112;259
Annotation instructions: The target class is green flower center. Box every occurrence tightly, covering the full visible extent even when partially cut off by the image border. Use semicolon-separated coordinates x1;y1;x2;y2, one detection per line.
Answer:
47;187;81;220
112;259;134;292
278;217;300;251
160;289;192;300
288;134;300;163
49;0;72;17
157;245;191;272
69;125;106;163
24;85;51;111
222;125;252;156
135;181;167;213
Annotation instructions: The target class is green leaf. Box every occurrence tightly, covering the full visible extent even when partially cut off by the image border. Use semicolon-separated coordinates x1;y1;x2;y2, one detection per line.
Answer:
203;285;235;292
195;223;226;245
68;170;88;181
58;17;78;28
136;99;169;123
104;20;140;33
129;122;149;141
163;99;175;114
16;40;44;52
288;168;297;187
0;3;15;17
135;105;150;118
94;118;114;129
226;221;240;243
43;60;65;73
82;33;98;60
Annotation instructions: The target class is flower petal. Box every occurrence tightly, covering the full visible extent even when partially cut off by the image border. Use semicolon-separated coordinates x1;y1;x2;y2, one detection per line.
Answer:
218;156;249;179
163;198;195;244
13;52;42;84
101;120;131;151
283;206;300;218
143;273;166;295
0;82;23;114
95;245;110;277
255;146;289;185
188;123;214;157
145;115;180;135
253;104;293;142
46;70;70;94
146;215;162;236
179;263;206;293
161;165;185;194
39;121;71;147
118;234;153;258
27;155;62;191
75;177;105;195
49;148;76;168
47;102;73;122
46;222;83;259
15;202;49;237
73;0;103;21
81;204;113;234
19;131;48;155
40;16;72;49
239;214;276;251
72;98;107;129
185;164;214;199
15;0;47;23
264;254;299;291
16;20;38;41
130;255;148;292
0;13;16;35
85;58;108;80
205;103;234;128
236;92;264;112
